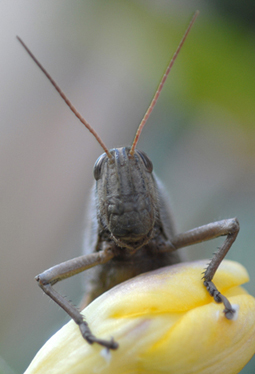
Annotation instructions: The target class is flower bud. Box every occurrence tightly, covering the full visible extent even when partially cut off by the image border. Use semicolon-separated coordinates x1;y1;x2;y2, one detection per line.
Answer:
25;260;255;374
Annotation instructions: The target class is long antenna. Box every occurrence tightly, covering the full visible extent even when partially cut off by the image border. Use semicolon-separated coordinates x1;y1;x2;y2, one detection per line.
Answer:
16;36;111;159
130;10;199;156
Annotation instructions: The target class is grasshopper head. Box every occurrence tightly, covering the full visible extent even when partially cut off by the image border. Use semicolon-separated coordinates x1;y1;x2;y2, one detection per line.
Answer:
94;147;156;250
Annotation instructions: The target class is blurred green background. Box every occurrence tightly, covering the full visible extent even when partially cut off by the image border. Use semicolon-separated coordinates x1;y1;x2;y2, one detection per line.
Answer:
0;1;254;373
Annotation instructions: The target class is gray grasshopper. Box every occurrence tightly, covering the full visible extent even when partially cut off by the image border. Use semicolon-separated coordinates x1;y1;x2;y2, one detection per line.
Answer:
17;11;239;350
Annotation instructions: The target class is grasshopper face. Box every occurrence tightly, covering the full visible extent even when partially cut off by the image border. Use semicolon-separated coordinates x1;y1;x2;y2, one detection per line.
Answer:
94;146;156;250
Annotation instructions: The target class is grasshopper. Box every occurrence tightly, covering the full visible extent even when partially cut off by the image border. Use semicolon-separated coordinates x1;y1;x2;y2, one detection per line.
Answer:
17;11;239;350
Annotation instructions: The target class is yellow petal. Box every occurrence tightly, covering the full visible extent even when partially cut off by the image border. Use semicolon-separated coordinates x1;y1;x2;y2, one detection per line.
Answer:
102;259;249;316
143;294;255;374
25;260;255;374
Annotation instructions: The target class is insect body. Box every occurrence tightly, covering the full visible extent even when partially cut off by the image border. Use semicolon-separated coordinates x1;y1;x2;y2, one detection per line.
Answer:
18;11;239;350
83;146;180;304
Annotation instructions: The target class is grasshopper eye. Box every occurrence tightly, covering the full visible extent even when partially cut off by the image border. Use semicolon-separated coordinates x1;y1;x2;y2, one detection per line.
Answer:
137;150;153;173
93;153;107;180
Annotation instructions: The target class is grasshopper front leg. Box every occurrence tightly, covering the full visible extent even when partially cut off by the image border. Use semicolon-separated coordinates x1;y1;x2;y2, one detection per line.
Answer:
165;218;240;319
36;247;118;349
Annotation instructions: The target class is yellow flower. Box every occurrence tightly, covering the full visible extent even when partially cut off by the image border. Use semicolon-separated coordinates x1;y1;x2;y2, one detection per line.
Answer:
25;260;255;374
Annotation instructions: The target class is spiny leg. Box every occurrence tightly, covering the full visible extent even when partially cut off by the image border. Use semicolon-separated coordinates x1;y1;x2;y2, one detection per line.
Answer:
165;218;240;318
202;219;239;319
36;247;118;349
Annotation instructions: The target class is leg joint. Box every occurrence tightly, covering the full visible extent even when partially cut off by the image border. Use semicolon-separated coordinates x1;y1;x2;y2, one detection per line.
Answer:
228;217;240;236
